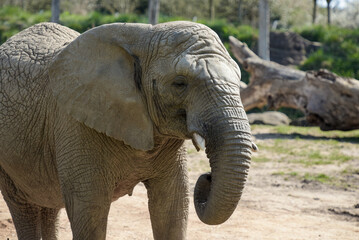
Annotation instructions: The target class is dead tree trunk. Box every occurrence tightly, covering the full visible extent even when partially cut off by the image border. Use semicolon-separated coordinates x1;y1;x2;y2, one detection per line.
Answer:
229;36;359;131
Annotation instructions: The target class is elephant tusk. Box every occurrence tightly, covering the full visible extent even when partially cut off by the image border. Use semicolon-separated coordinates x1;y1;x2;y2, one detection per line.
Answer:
251;141;258;152
192;133;206;152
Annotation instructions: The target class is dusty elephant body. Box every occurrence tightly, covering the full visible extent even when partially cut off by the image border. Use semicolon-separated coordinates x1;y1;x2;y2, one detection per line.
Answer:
0;22;254;239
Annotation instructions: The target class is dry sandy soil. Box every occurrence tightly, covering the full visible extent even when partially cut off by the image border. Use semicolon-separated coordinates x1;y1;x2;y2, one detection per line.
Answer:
1;126;358;239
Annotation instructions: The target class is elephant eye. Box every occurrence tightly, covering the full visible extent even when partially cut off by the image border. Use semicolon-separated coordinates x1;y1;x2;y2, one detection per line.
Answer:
172;76;187;90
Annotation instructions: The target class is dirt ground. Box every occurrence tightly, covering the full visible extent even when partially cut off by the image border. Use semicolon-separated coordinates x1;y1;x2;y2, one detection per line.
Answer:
1;127;358;239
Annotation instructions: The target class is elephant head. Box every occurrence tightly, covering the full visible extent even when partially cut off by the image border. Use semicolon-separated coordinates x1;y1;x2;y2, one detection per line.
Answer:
49;21;254;225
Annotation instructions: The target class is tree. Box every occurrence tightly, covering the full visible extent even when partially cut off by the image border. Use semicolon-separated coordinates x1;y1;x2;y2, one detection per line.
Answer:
148;0;160;25
209;0;215;20
326;0;332;25
238;0;242;23
312;0;317;24
258;0;270;60
332;0;359;28
51;0;60;23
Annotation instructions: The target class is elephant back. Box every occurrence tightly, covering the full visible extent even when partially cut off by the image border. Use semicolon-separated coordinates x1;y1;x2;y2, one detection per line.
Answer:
0;23;79;116
0;23;79;81
0;23;79;146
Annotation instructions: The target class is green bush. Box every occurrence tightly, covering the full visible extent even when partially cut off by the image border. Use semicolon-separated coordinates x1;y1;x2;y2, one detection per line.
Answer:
298;25;359;79
0;6;147;41
202;19;258;49
0;7;258;57
297;25;327;42
60;11;147;33
0;6;51;43
0;7;257;83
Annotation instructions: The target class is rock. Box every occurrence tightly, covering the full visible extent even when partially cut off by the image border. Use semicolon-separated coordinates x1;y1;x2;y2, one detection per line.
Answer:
270;32;320;66
269;31;321;66
249;31;321;66
247;111;290;126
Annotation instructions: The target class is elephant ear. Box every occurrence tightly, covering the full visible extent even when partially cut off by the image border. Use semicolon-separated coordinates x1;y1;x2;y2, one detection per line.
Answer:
49;24;154;151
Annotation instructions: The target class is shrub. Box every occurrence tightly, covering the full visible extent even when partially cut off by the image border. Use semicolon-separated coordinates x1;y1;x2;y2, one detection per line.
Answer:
298;25;359;79
0;6;51;43
0;7;257;48
202;19;258;49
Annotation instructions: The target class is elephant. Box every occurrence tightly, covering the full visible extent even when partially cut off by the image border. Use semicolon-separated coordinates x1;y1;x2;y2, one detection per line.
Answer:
0;21;256;239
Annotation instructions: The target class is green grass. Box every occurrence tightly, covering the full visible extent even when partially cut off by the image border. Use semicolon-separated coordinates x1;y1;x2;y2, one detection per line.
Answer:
252;125;358;189
288;172;298;177
257;140;353;166
291;149;351;166
272;171;298;177
187;148;197;154
272;171;343;186
303;173;332;184
252;125;359;140
302;172;356;189
258;138;350;166
256;139;292;156
341;168;359;175
272;171;285;176
252;156;271;163
328;151;352;163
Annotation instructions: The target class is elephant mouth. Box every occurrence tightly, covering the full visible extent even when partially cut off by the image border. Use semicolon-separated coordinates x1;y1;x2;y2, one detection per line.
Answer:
192;133;206;152
190;131;258;153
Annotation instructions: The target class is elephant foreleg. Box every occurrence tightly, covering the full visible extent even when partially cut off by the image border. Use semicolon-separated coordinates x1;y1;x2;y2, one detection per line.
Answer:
0;168;41;240
2;188;59;240
40;207;60;240
3;193;42;240
144;147;189;240
57;157;112;239
63;196;110;240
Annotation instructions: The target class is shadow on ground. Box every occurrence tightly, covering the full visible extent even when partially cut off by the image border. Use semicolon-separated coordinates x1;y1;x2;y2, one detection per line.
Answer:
253;133;359;144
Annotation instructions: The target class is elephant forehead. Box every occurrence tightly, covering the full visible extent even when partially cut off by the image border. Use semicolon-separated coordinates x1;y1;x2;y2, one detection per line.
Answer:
175;57;241;86
157;22;217;47
207;59;241;85
156;24;225;59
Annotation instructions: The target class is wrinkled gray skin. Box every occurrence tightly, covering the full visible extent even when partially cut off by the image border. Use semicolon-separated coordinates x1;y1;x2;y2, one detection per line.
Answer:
0;22;253;240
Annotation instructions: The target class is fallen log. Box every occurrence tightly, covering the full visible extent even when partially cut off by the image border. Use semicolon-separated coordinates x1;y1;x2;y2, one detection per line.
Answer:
229;36;359;131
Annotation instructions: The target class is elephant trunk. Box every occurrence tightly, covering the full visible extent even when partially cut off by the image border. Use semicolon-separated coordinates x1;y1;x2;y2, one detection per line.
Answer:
193;103;252;225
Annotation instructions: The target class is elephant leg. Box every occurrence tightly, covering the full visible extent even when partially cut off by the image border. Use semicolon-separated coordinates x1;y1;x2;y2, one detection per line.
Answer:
3;194;41;240
57;158;111;239
61;189;111;240
40;207;60;240
0;168;41;240
144;146;189;240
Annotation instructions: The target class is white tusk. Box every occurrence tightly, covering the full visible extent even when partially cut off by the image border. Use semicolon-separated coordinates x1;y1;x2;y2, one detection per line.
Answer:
251;141;258;152
193;133;206;151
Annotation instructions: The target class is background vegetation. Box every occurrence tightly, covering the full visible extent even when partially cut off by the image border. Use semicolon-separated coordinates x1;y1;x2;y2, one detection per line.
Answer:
298;25;359;79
